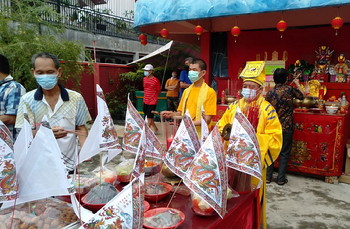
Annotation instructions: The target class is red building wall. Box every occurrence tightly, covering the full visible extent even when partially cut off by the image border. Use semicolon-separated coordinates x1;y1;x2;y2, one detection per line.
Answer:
208;24;350;99
66;63;135;118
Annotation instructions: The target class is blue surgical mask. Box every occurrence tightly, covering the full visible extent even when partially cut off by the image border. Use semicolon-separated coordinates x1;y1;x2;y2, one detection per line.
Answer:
241;88;257;100
188;70;200;83
35;74;58;90
144;71;150;76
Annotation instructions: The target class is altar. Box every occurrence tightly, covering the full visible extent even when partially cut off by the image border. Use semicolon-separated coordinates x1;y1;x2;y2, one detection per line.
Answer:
286;112;350;177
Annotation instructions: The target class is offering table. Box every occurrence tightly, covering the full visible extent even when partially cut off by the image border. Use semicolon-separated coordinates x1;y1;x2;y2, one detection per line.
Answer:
146;187;260;229
286;112;350;177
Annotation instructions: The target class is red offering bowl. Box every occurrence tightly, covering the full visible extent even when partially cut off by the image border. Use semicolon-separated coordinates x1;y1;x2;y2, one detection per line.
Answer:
116;174;131;183
143;207;185;229
144;182;172;202
144;200;151;212
81;195;106;212
104;176;117;184
56;192;87;204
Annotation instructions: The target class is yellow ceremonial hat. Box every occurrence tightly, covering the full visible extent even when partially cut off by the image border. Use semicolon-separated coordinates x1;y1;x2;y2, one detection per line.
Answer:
239;61;266;86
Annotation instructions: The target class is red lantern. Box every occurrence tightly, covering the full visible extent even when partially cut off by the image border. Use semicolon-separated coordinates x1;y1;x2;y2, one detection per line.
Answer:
231;26;241;43
138;33;147;41
276;20;288;38
194;25;204;36
231;26;241;37
140;39;148;46
276;20;288;32
160;28;169;38
331;16;344;36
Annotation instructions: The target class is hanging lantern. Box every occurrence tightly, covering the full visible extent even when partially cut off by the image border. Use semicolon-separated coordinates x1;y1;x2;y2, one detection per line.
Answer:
140;39;148;46
160;28;169;38
194;25;204;36
138;33;147;41
231;26;241;43
331;16;344;36
276;20;288;38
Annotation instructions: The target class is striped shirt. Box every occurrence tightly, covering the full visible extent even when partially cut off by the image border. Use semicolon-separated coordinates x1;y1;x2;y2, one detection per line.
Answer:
143;76;161;105
15;85;91;171
0;75;26;139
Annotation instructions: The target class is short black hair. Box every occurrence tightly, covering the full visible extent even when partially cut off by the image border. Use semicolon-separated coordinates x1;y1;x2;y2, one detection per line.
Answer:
191;58;207;71
273;68;288;84
31;52;60;69
0;54;10;75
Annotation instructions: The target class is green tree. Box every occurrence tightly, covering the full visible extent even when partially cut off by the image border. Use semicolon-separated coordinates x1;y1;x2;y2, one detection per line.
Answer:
0;0;90;91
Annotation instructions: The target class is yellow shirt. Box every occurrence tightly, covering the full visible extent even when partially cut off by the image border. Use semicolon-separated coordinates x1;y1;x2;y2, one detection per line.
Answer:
165;78;179;97
177;85;217;120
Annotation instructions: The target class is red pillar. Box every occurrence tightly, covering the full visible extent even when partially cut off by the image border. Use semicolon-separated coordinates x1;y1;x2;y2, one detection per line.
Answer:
93;63;101;118
200;32;211;84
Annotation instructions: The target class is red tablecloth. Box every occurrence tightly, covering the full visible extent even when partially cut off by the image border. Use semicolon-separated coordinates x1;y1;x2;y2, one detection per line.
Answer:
147;188;259;229
286;112;350;176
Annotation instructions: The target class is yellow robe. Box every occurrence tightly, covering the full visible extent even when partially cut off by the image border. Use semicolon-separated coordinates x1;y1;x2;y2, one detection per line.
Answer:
218;96;282;229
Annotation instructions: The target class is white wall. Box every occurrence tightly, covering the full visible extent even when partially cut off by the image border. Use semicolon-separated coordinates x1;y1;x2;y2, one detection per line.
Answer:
95;0;134;18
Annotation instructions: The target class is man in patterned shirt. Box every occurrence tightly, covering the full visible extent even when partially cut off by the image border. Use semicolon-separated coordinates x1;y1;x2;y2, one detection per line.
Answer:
0;54;26;139
15;52;91;172
265;68;304;185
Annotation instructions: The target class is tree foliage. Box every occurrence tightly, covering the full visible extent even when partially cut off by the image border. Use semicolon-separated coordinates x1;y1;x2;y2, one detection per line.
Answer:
0;0;90;91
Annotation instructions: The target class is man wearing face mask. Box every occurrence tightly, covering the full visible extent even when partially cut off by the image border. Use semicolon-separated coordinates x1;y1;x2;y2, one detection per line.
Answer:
178;57;193;100
142;64;161;134
15;52;91;172
217;61;282;229
162;58;216;134
165;71;179;112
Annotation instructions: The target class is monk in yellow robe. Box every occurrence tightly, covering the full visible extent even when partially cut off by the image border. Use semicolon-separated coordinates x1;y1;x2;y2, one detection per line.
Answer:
218;61;282;229
162;58;216;135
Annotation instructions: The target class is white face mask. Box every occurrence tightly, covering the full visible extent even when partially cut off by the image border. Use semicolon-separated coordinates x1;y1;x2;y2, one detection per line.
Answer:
35;74;58;90
188;70;201;83
241;88;257;100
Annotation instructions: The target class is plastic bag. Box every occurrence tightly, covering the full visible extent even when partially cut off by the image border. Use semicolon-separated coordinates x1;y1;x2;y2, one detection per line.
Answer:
92;166;116;184
83;182;119;204
115;159;134;183
73;174;99;194
115;159;134;176
0;198;78;229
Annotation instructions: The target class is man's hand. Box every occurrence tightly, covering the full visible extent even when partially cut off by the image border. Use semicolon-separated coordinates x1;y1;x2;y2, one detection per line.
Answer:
293;78;300;86
52;126;68;139
160;111;174;119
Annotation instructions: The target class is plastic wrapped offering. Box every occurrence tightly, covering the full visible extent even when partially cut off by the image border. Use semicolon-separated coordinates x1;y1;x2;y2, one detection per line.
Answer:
143;208;185;229
92;166;116;184
145;183;168;195
191;186;238;216
144;182;172;202
115;159;134;183
191;193;215;216
0;198;78;229
144;159;161;176
74;174;99;194
83;182;119;205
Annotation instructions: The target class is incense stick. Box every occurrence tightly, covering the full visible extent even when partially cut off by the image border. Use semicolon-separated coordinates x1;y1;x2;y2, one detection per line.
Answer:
166;179;183;208
289;72;302;85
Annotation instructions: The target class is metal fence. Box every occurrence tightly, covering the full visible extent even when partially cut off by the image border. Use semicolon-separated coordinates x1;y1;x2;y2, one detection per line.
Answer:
0;0;148;41
47;1;140;40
